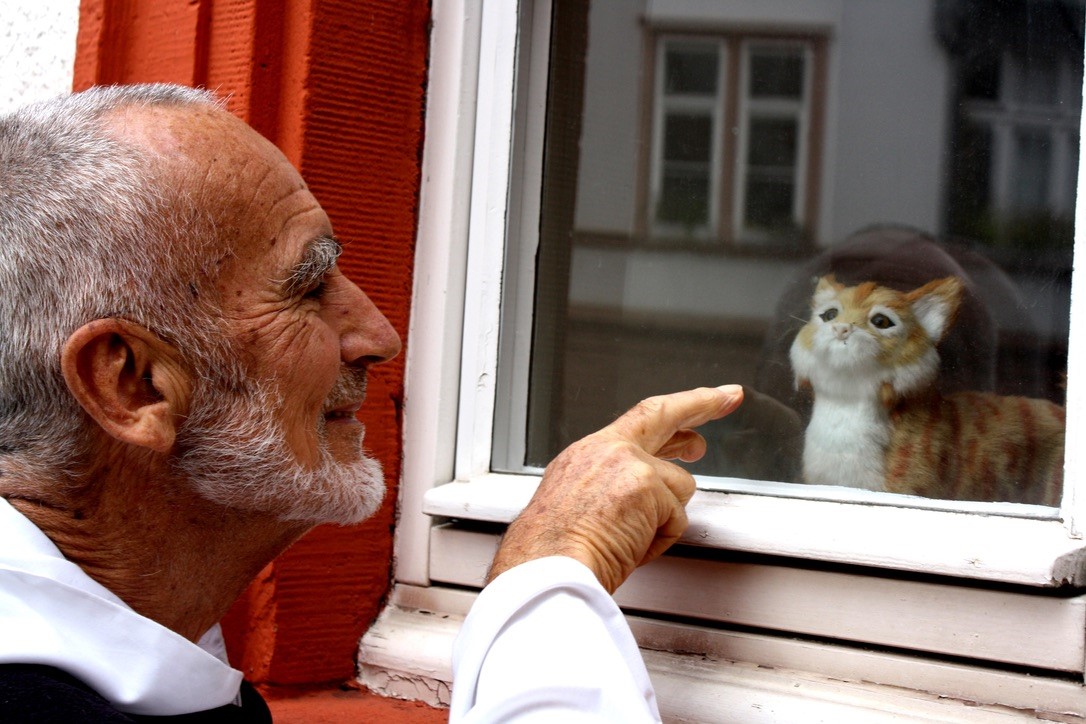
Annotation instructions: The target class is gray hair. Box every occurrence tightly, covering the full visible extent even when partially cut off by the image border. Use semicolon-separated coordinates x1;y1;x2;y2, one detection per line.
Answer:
0;83;237;484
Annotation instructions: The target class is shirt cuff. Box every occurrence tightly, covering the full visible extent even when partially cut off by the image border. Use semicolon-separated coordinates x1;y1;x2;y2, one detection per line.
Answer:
449;556;660;722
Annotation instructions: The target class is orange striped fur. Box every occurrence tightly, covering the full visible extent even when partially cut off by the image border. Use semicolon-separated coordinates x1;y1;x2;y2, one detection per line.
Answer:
790;275;1065;504
886;391;1063;504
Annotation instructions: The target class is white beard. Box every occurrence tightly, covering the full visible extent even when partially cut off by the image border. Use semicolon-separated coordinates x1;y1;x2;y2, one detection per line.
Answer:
173;377;385;526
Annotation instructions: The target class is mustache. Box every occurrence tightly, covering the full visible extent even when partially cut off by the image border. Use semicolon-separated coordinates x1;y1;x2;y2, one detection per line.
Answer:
321;368;369;414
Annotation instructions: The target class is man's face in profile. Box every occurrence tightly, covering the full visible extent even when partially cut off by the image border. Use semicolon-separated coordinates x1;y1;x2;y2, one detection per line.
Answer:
144;105;400;525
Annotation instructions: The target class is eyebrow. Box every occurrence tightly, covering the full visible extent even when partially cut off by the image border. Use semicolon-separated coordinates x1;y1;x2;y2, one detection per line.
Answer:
279;235;342;297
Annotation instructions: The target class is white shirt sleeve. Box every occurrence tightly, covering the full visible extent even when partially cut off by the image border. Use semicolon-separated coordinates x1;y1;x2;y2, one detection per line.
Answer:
449;556;661;723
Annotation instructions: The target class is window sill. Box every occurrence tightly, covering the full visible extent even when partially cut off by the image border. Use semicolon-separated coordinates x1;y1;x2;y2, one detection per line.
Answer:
422;473;1086;586
359;583;1086;720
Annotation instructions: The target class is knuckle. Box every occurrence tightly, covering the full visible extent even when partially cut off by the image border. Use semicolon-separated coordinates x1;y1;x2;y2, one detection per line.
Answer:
635;395;668;417
623;396;668;434
675;475;697;500
625;459;659;488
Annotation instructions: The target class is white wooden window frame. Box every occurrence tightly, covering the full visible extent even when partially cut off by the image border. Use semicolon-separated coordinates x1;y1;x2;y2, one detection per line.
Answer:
734;39;812;244
649;36;726;241
371;0;1086;716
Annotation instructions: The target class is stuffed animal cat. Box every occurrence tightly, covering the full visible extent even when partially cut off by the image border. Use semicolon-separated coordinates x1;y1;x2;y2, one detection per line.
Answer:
789;275;1064;505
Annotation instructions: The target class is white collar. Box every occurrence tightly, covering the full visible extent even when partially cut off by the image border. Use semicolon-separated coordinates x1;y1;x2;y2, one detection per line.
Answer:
0;498;243;715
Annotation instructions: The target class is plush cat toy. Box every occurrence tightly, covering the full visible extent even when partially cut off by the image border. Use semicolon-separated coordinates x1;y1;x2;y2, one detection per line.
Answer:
789;275;1064;505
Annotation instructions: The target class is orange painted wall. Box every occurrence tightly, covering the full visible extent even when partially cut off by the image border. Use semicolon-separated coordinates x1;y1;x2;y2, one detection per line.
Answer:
74;0;430;689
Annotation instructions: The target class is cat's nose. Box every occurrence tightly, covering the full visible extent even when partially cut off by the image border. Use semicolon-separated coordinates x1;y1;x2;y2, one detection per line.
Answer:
833;323;852;340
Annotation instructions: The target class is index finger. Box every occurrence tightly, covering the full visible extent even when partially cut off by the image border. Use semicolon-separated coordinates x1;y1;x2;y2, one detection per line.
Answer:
608;385;744;456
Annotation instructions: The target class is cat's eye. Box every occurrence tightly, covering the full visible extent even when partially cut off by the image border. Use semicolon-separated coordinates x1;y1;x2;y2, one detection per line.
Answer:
870;313;895;329
819;308;838;322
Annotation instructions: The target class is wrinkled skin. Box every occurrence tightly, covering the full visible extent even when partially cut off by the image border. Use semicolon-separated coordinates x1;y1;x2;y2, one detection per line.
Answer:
21;102;401;642
488;385;744;594
157;105;401;470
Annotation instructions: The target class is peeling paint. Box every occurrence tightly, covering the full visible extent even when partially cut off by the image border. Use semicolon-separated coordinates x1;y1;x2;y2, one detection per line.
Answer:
358;665;452;708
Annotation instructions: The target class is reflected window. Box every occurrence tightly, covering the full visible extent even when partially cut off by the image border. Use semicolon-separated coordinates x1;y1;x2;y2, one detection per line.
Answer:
740;44;808;243
653;40;722;237
649;35;818;246
947;4;1081;247
515;0;1082;507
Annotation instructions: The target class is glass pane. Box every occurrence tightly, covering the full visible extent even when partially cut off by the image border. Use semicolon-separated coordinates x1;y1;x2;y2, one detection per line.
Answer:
664;113;712;162
1011;129;1051;210
946;122;992;239
665;44;718;95
658;168;710;226
747;117;797;167
1016;55;1059;105
516;0;1082;509
962;55;1000;100
749;48;804;98
745;176;794;229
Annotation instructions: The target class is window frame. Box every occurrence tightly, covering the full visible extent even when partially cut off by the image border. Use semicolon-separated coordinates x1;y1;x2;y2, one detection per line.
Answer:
395;0;1086;652
641;29;826;250
649;35;726;240
375;0;1086;712
733;38;813;244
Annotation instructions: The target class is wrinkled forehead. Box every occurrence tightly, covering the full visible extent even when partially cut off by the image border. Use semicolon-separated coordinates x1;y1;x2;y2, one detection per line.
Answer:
103;104;308;254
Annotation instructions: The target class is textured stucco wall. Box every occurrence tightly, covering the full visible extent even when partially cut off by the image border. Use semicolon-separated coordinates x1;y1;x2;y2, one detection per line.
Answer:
1;0;79;114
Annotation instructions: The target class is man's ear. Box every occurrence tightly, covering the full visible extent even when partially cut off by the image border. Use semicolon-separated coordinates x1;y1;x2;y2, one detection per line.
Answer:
61;319;192;453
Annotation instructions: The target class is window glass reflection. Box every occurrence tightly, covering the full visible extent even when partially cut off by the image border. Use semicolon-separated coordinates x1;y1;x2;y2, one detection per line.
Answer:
665;45;718;95
749;49;804;99
520;0;1082;506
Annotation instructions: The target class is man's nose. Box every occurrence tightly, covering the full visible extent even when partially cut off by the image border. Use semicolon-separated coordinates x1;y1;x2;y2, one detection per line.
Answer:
337;278;402;366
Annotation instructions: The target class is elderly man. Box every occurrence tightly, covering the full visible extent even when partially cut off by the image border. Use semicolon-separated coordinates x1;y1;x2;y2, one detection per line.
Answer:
0;84;743;721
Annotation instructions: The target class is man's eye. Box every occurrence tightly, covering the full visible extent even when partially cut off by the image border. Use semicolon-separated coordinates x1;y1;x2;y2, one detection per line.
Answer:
819;308;838;322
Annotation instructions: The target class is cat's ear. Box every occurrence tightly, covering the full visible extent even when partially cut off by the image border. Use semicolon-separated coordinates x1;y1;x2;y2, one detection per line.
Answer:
908;276;963;342
812;275;840;306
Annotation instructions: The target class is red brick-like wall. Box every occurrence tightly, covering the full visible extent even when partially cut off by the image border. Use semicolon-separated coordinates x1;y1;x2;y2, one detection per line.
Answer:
74;0;429;690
